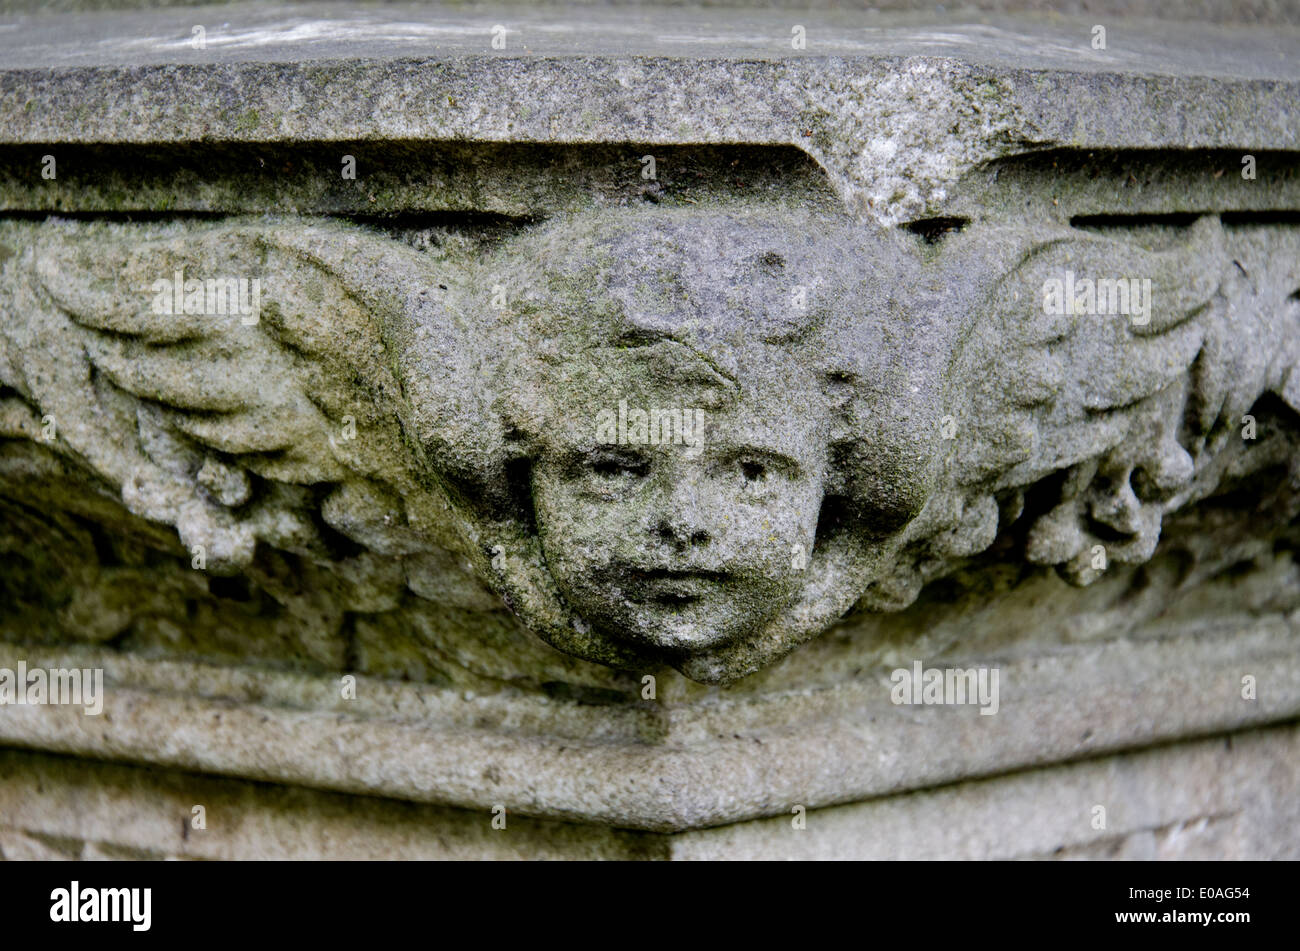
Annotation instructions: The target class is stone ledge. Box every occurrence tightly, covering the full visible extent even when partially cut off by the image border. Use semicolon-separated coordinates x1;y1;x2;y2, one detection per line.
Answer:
1;615;1295;831
2;719;1296;859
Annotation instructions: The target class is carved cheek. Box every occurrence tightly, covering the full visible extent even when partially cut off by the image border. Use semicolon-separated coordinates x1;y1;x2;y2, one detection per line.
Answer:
713;486;822;571
533;479;650;572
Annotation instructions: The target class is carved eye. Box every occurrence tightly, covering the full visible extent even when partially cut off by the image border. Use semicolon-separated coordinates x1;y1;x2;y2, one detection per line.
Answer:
586;453;648;482
593;459;634;478
713;450;798;491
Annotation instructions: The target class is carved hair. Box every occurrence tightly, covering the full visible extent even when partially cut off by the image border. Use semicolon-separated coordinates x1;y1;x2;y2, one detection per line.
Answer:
472;203;945;536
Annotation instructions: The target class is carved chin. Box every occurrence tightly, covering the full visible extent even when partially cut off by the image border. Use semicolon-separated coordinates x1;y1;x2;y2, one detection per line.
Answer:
573;595;769;656
556;573;797;661
608;604;753;654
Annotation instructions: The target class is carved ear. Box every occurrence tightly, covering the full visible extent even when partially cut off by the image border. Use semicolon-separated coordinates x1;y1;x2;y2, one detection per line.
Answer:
811;229;948;534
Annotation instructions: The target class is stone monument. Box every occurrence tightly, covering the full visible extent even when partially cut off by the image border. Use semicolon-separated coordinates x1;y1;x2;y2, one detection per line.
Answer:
0;0;1297;859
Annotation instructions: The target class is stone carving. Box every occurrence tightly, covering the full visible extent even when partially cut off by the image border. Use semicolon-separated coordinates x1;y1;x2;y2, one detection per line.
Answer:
1;205;1297;683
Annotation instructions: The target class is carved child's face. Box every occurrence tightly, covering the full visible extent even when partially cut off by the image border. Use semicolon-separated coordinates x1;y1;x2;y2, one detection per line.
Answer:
529;348;827;657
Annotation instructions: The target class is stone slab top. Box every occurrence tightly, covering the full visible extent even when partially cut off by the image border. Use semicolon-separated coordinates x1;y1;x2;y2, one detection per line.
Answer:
0;2;1296;77
3;3;1299;226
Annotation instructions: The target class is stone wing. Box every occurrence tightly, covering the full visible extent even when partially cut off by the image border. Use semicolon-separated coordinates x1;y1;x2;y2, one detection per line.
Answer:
936;215;1300;587
0;218;476;575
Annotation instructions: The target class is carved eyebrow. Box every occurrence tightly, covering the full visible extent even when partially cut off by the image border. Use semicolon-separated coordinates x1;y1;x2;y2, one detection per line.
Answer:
713;445;803;478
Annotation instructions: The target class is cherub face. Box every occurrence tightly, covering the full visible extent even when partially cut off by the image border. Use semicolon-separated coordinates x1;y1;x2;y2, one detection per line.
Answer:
465;207;941;679
529;351;827;658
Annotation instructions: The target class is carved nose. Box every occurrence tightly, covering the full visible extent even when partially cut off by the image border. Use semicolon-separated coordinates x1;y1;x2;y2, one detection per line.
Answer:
652;517;711;551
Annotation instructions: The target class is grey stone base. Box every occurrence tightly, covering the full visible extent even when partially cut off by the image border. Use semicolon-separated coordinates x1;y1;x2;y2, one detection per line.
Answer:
3;721;1296;860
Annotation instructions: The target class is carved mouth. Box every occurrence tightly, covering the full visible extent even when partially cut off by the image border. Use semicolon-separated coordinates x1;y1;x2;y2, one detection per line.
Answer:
625;568;729;606
652;591;699;608
634;568;728;582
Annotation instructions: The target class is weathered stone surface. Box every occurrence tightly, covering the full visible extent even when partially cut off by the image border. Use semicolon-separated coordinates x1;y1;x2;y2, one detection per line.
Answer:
2;189;1297;685
675;721;1300;860
3;5;1300;225
3;722;1296;860
0;1;1298;857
